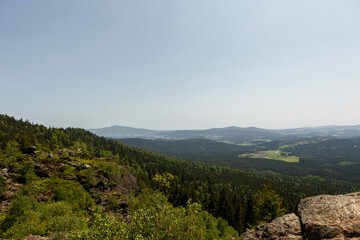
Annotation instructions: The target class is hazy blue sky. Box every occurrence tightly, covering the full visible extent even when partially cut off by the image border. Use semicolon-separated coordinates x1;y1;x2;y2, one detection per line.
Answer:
1;0;360;130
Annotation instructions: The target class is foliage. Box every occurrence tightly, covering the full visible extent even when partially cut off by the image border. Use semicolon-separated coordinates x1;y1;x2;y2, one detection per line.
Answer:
0;114;359;237
77;168;99;189
152;172;174;203
96;161;123;179
4;140;21;157
0;195;87;239
252;184;286;226
118;136;360;182
76;189;239;240
74;212;125;240
0;179;8;199
52;179;94;212
20;178;94;212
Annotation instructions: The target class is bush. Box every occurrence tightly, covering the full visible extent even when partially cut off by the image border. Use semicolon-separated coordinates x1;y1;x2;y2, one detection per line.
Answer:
74;213;126;240
0;179;7;200
106;195;119;211
77;169;99;189
51;179;94;212
0;195;39;234
97;161;122;179
1;198;87;239
4;140;21;157
73;189;239;240
20;178;94;212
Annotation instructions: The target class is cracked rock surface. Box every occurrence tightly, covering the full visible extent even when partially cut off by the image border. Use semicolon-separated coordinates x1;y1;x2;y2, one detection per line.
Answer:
298;192;360;239
242;213;302;240
242;192;360;240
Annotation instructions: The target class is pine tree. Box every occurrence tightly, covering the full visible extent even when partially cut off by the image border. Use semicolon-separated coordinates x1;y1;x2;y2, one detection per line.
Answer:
253;183;286;225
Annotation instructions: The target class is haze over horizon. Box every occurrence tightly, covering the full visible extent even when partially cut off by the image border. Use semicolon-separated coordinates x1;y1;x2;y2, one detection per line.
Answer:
1;1;360;130
89;123;360;132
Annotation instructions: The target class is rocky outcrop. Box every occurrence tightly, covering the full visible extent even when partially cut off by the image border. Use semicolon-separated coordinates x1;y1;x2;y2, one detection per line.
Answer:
68;162;92;170
114;166;139;194
34;162;63;178
299;192;360;239
57;148;76;157
23;234;51;240
0;170;23;212
242;213;302;240
243;192;360;240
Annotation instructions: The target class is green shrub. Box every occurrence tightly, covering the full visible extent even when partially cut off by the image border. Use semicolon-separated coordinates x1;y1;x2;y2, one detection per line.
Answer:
24;166;39;184
4;209;45;239
4;140;21;157
96;161;122;179
74;213;126;240
99;150;114;158
73;189;239;240
0;195;39;234
106;195;119;211
0;179;7;199
77;168;99;189
0;155;21;172
60;165;78;179
37;154;65;164
52;179;94;212
20;178;94;212
1;199;87;239
60;151;69;158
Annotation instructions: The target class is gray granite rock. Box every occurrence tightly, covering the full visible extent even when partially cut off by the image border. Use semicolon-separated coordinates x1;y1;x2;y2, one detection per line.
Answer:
242;213;302;240
298;192;360;239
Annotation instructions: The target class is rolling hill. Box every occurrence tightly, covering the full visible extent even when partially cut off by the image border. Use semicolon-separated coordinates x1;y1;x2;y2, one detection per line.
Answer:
90;124;360;143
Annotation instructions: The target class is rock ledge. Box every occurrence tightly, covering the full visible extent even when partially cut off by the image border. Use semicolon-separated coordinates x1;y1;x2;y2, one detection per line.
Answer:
242;192;360;240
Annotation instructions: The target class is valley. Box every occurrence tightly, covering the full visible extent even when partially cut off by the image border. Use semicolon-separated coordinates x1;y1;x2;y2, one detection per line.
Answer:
116;136;360;182
238;150;300;163
3;1;359;238
1;115;360;239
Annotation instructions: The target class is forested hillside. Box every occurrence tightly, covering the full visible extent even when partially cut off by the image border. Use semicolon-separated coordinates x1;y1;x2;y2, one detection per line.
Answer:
116;138;253;162
0;114;359;238
117;137;360;182
0;115;239;239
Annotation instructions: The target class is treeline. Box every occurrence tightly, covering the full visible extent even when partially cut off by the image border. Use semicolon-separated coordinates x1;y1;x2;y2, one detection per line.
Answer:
0;114;359;234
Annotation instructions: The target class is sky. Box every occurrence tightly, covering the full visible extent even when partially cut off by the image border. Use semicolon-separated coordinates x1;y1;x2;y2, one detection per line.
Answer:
1;0;360;130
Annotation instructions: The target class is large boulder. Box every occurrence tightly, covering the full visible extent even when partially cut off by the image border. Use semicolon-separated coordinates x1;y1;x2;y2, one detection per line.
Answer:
68;162;92;170
298;192;360;239
242;213;302;240
57;148;76;157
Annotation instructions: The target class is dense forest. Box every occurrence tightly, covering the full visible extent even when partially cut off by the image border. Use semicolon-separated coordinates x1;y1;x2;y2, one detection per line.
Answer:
117;137;360;182
0;114;359;239
116;138;253;162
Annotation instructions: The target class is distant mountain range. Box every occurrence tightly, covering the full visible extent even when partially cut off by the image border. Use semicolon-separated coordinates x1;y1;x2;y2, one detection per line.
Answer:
89;124;360;143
